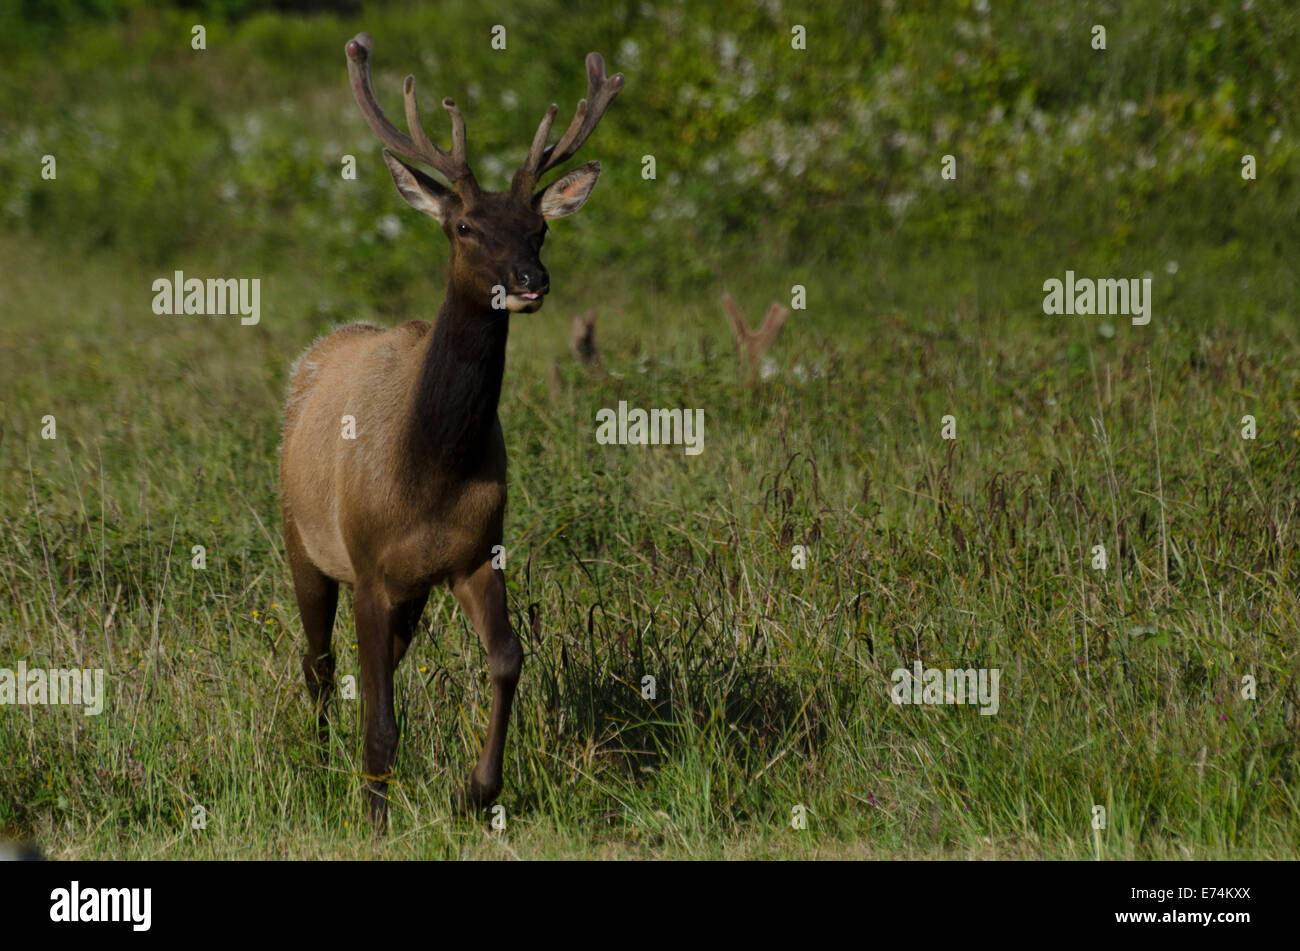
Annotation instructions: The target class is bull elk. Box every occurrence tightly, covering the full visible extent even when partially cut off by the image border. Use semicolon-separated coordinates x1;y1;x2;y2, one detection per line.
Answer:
279;32;623;824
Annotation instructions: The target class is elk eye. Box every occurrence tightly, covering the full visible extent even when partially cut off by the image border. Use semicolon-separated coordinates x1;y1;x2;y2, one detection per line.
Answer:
457;222;470;236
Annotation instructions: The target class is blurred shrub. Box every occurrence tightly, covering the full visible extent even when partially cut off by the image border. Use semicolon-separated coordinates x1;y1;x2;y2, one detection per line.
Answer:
0;0;1295;306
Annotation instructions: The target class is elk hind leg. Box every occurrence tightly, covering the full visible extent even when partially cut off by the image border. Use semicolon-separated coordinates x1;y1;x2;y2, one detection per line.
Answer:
286;516;338;748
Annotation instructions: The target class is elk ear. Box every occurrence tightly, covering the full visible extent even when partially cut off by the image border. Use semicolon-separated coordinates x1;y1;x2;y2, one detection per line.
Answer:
534;161;601;219
383;150;456;225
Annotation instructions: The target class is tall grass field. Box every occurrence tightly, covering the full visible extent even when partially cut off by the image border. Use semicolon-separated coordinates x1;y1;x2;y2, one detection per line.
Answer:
1;0;1297;859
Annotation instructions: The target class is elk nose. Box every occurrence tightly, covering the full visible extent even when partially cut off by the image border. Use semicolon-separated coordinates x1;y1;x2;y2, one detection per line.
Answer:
515;269;549;294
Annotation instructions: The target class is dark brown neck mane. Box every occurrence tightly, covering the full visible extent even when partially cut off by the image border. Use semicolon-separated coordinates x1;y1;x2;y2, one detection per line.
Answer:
410;284;509;475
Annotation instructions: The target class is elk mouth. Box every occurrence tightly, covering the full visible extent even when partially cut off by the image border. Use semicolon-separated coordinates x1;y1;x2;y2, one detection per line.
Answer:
505;291;546;314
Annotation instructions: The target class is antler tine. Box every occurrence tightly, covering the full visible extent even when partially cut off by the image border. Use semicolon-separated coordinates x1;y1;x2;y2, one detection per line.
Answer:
521;104;559;180
514;52;623;193
401;76;440;161
541;99;588;173
539;53;624;175
345;32;476;191
443;97;469;168
760;301;791;340
346;34;417;156
721;292;748;340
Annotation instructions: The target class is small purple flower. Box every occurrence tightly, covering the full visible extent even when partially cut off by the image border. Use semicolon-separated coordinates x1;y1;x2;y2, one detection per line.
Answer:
1213;696;1222;704
868;793;878;807
1218;713;1228;722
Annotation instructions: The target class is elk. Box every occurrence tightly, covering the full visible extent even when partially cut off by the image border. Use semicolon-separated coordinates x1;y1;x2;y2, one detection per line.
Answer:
721;292;790;378
279;32;622;824
569;307;602;371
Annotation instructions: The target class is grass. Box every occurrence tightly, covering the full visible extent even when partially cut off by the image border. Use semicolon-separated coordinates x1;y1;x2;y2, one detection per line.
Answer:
0;0;1298;859
1;225;1297;859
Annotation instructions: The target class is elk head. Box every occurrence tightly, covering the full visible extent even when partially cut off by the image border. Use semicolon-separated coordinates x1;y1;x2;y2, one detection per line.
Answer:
345;33;623;314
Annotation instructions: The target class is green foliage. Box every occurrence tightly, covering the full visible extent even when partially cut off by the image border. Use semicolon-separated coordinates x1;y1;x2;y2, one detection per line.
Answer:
2;231;1298;858
0;1;1298;858
2;0;1296;306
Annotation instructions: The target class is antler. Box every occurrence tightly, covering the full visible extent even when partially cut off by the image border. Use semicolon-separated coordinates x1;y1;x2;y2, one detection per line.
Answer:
513;52;624;196
722;293;790;376
345;32;478;195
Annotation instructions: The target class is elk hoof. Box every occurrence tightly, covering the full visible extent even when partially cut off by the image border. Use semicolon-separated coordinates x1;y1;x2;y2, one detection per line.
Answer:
452;775;501;814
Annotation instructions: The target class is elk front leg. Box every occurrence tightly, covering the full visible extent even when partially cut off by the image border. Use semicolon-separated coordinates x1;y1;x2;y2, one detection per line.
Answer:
451;559;522;812
355;579;400;827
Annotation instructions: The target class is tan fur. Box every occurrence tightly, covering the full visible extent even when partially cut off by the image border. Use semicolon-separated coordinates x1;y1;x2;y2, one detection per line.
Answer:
281;320;505;592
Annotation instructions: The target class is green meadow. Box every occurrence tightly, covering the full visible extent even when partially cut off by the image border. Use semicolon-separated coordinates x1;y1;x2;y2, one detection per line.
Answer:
0;0;1297;858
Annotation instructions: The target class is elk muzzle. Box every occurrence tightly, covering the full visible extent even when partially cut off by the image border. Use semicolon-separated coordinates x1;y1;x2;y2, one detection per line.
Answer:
504;265;549;313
